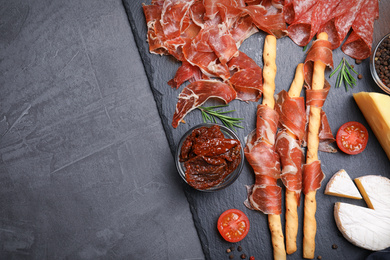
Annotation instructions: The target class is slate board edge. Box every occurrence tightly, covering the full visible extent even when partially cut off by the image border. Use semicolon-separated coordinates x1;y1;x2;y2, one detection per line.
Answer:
121;1;211;259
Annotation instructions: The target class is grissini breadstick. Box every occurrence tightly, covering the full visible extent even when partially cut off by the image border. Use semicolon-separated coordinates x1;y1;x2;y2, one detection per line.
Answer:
262;35;277;109
284;63;305;254
288;63;304;98
303;32;330;259
274;63;305;255
263;35;286;260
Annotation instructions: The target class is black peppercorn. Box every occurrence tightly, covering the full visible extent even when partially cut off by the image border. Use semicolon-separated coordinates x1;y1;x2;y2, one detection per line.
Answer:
237;246;242;252
374;35;390;88
229;254;234;259
332;244;338;249
240;254;247;259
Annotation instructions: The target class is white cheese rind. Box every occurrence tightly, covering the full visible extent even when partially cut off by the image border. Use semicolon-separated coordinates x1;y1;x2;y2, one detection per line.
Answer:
355;175;390;210
334;175;390;251
324;169;362;199
334;202;390;251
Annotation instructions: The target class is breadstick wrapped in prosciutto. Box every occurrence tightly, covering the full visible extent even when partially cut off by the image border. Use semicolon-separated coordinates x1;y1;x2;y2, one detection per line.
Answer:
275;63;306;254
245;35;286;260
302;32;333;259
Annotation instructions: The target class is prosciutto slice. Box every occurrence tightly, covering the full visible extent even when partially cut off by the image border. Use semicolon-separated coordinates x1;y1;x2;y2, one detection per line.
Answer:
168;61;203;89
275;90;306;142
275;90;306;204
228;51;263;102
287;0;342;47
143;2;167;55
244;5;287;38
341;0;379;60
302;160;324;194
303;38;336;152
275;131;303;203
245;105;282;215
172;80;237;128
229;16;259;48
303;38;334;87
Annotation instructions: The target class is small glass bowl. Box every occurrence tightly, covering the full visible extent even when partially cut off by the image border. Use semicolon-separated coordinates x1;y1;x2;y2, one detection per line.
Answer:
370;33;390;95
175;123;244;192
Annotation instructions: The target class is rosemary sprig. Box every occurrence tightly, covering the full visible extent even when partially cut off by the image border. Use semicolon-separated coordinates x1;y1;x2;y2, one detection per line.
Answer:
197;105;244;131
329;57;358;91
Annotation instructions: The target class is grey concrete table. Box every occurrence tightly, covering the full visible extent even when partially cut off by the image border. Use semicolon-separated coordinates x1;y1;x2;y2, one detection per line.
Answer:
0;0;204;259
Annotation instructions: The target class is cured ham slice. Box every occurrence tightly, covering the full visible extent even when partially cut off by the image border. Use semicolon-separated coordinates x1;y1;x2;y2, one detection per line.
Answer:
303;38;336;152
160;0;195;39
276;131;303;201
302;160;325;194
318;110;336;153
275;90;306;142
287;0;341;47
275;89;306;205
172;80;237;128
183;40;231;80
244;5;287;38
228;51;263;102
143;2;167;55
283;0;318;25
168;61;202;89
318;0;365;50
229;16;259;48
245;105;281;215
203;0;245;20
341;0;379;60
207;27;239;65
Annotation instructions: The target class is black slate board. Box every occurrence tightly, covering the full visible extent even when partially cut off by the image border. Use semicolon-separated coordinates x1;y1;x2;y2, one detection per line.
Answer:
122;1;390;259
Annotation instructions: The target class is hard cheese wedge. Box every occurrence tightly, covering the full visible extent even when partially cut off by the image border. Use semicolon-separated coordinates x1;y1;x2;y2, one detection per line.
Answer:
353;92;390;160
324;169;362;199
334;175;390;251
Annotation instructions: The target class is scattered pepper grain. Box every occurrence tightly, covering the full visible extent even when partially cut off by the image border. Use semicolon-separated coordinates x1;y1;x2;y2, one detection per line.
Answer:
229;254;234;259
227;248;231;253
240;253;247;259
358;74;363;79
332;244;338;249
237;246;242;252
317;256;322;260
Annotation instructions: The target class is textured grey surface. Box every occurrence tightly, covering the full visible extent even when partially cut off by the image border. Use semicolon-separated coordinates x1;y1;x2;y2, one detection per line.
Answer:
125;0;390;259
0;0;204;259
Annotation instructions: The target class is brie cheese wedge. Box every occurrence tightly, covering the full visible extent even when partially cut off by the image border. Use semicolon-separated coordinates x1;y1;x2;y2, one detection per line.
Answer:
334;175;390;251
334;202;390;251
355;175;390;210
324;169;362;199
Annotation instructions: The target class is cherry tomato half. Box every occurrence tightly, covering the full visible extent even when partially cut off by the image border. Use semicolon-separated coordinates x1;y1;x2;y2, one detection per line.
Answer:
217;209;250;243
336;121;368;155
